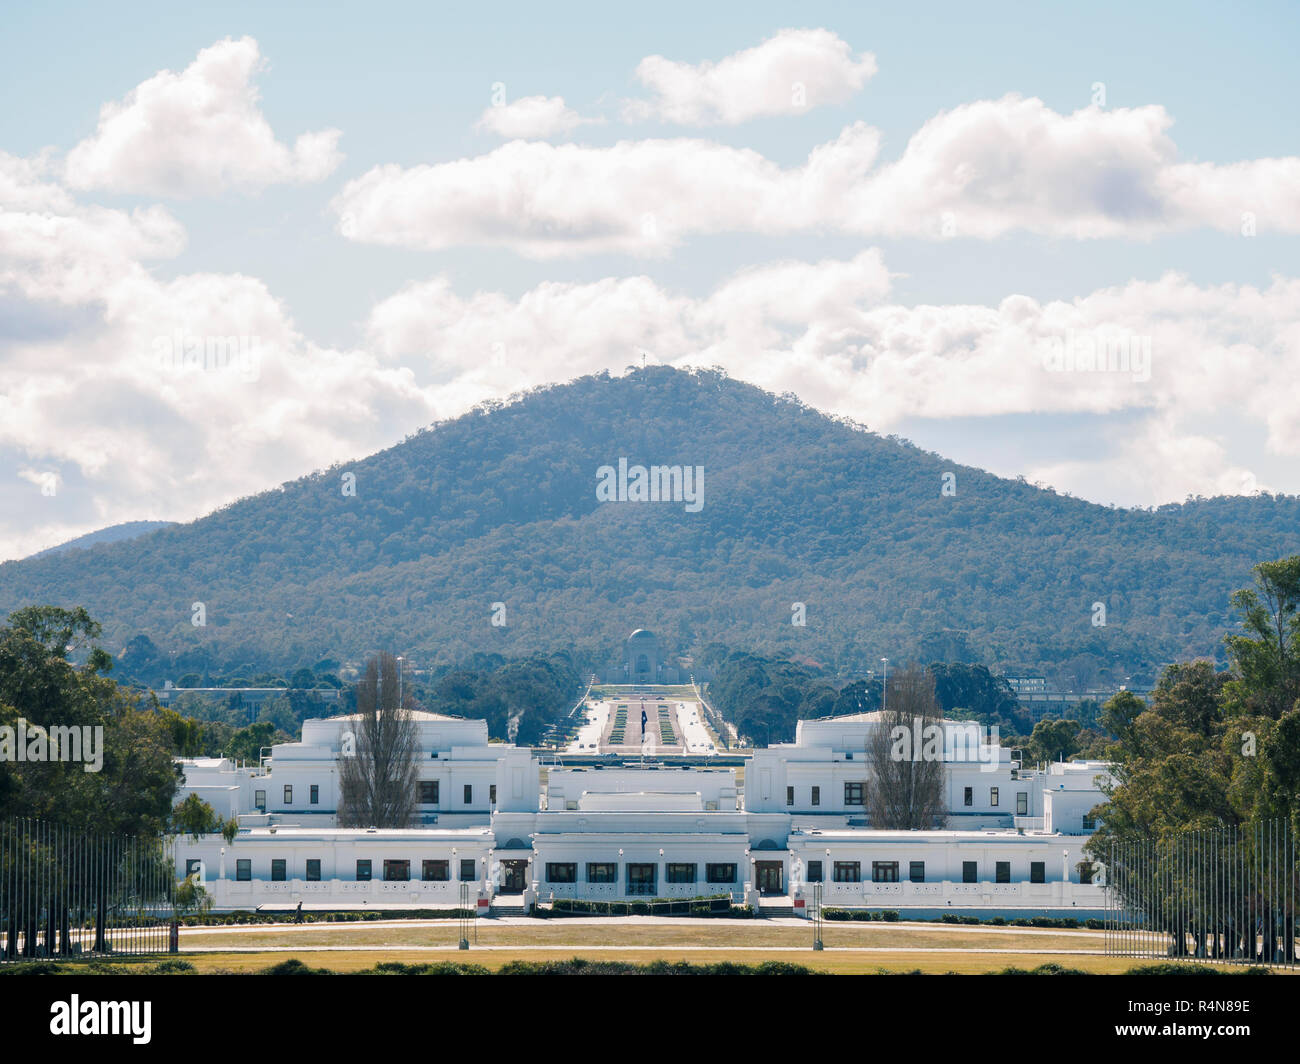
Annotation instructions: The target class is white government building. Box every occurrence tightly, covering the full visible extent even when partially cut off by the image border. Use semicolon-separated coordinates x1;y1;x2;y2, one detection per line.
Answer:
175;707;1112;917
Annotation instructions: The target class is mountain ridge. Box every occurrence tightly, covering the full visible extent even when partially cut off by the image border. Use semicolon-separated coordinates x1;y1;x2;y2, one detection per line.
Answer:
1;366;1296;682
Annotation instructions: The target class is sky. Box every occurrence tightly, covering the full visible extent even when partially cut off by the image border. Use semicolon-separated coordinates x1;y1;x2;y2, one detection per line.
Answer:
0;1;1297;560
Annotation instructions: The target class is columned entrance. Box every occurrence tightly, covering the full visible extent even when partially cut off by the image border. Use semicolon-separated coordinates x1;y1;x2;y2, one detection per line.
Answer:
502;860;528;893
756;861;784;895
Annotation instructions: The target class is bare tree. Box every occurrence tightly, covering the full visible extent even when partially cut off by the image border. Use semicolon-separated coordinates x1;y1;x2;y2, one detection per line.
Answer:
867;665;946;829
338;652;419;828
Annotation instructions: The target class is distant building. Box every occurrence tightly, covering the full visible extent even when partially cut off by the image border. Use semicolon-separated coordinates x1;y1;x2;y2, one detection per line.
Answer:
626;629;658;681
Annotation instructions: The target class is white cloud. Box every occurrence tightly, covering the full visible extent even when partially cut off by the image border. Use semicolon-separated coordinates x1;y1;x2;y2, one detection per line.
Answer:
476;96;600;139
334;95;1300;255
64;36;342;197
0;151;75;213
332;125;879;257
363;259;1300;509
624;28;877;125
0;155;426;560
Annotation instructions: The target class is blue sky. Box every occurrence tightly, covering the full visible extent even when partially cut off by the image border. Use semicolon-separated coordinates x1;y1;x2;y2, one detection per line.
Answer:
0;2;1297;558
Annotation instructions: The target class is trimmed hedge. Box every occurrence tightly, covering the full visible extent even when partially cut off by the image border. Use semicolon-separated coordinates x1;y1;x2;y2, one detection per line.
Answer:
0;959;199;976
813;910;1108;930
177;908;474;927
491;958;816;976
1;957;1274;976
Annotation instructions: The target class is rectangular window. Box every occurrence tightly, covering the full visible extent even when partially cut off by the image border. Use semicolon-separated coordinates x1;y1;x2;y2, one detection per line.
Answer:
356;859;372;882
306;859;321;882
705;863;736;884
1082;814;1096;830
422;860;449;882
490;784;497;805
459;858;476;881
184;858;202;878
962;861;977;884
806;860;823;883
310;784;319;805
995;861;1010;884
271;859;286;882
627;863;657;895
833;861;861;883
786;785;794;807
463;784;473;805
909;861;925;883
1078;862;1094;885
283;785;293;805
666;863;697;884
811;786;820;807
384;859;410;882
963;787;973;807
586;862;617;883
254;790;266;812
546;862;577;884
1016;791;1028;816
990;787;999;807
236;859;251;882
872;861;899;883
1030;861;1045;884
844;782;866;806
419;780;439;804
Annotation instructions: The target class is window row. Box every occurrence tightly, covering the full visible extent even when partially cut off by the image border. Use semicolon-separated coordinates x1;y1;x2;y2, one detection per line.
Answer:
544;862;738;885
960;787;1030;812
253;785;321;810
782;783;866;806
207;856;1085;886
802;859;1070;884
783;783;1037;812
221;857;481;882
417;782;498;806
249;781;500;811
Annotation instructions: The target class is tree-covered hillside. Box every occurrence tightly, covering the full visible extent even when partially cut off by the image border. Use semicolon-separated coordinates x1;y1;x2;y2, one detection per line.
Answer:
1;366;1297;681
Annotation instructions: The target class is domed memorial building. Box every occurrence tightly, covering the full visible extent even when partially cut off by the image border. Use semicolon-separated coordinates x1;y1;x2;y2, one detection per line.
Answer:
625;628;658;682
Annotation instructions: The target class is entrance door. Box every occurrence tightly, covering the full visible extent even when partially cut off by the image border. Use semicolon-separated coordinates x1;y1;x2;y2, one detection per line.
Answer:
502;860;527;893
756;861;784;895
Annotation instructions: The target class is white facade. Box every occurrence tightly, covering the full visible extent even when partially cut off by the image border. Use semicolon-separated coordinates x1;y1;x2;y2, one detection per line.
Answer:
546;767;738;811
175;706;1110;915
178;710;539;830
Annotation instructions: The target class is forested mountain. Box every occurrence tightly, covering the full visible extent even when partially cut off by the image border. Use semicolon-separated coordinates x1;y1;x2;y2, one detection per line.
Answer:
1;366;1297;683
27;520;176;559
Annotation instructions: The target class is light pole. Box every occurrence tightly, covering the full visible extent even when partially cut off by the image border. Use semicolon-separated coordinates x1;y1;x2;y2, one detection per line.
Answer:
815;848;831;950
880;658;889;713
454;847;468;949
396;656;404;709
